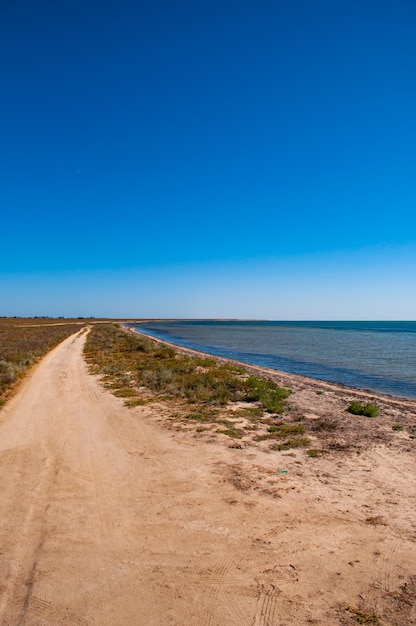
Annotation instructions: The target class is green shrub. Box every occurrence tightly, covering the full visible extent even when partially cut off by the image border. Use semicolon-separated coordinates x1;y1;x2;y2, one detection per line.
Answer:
244;376;291;413
347;401;380;417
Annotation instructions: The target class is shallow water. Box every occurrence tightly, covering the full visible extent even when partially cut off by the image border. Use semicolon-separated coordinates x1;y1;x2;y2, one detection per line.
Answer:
128;321;416;399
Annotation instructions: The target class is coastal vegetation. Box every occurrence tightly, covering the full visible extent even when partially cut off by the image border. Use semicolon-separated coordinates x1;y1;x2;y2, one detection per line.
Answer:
85;324;411;456
83;324;315;448
347;401;380;417
0;318;88;406
84;323;291;415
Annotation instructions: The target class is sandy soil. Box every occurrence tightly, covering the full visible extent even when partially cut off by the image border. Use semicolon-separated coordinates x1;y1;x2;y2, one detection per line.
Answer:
0;329;415;625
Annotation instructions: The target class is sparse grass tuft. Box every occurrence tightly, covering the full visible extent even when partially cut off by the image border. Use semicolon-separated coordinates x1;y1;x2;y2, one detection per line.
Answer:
185;411;216;423
272;437;311;451
255;423;306;441
312;419;338;432
233;406;264;419
392;424;403;431
270;423;306;436
216;427;242;439
307;449;327;458
347;607;379;624
365;516;385;526
113;388;137;397
124;398;147;407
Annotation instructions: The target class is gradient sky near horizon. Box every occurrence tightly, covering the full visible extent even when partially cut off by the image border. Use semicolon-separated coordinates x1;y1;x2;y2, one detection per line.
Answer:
1;0;415;319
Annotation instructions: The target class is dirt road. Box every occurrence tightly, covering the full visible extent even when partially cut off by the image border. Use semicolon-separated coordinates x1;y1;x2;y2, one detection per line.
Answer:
0;330;415;625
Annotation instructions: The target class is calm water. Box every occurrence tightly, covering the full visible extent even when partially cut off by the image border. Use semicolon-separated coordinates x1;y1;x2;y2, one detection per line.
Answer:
128;321;416;399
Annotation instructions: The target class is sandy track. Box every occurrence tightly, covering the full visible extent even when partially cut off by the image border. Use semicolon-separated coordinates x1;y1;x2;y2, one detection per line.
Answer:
0;330;415;625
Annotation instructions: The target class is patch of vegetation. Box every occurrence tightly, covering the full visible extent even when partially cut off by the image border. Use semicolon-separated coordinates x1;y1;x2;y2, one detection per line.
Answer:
270;423;305;436
365;516;385;526
347;401;380;417
233;406;264;419
346;607;379;624
244;376;292;413
216;419;244;438
185;411;216;423
294;415;305;422
0;319;88;407
217;362;247;375
312;418;338;432
124;398;147;407
192;357;218;368
307;449;328;458
255;423;306;442
84;325;292;424
272;437;311;451
408;425;416;439
216;427;243;439
113;388;138;397
392;424;403;431
328;441;349;451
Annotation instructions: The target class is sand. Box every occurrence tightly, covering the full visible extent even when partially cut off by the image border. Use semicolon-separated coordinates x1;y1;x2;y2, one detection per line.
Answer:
0;328;415;625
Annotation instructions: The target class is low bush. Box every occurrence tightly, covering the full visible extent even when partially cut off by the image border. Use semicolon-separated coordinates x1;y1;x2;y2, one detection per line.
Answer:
347;401;380;417
244;376;291;413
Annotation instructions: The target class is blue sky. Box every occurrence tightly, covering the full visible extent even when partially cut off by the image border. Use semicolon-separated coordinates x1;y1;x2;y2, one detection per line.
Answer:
1;0;415;318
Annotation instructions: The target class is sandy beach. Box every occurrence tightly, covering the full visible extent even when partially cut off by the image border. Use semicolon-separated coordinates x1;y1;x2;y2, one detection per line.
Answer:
0;327;415;625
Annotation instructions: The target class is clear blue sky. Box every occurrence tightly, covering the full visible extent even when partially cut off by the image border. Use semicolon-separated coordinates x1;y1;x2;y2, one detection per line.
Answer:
1;0;415;318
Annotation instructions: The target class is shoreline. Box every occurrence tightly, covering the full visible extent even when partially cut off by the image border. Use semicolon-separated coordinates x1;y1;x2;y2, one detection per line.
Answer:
126;324;416;411
84;323;416;623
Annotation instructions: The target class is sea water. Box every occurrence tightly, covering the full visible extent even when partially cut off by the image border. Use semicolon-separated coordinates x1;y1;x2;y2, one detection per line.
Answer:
128;321;416;399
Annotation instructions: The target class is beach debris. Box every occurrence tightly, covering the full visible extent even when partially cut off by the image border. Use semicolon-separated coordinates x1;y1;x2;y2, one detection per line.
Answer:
277;469;288;474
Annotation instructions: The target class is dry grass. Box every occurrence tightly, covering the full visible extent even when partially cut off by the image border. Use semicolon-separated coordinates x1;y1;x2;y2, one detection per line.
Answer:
0;318;89;406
